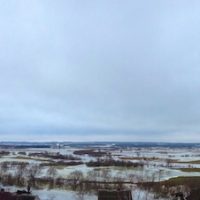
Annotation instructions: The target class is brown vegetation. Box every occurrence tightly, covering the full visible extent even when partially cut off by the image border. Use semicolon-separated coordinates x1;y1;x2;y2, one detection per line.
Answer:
73;149;107;157
29;152;80;160
86;159;144;168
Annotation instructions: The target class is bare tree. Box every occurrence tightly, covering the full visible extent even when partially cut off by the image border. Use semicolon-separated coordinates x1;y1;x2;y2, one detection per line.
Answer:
47;166;57;177
26;164;42;186
100;168;111;181
165;159;172;168
15;162;28;185
0;162;8;176
68;170;84;190
86;169;100;181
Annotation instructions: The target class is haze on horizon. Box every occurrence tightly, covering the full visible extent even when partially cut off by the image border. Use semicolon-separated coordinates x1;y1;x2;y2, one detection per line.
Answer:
0;0;200;142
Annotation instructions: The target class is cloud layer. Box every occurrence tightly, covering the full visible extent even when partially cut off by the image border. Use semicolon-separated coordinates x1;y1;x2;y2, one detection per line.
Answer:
0;0;200;142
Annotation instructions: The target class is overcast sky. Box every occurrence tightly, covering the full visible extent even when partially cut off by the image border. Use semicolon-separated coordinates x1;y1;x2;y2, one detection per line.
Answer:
0;0;200;142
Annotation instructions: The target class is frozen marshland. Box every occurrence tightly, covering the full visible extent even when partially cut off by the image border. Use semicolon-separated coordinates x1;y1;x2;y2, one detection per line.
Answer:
0;142;199;199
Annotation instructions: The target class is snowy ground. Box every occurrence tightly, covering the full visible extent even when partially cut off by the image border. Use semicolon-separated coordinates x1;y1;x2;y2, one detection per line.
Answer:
1;185;167;200
0;144;200;199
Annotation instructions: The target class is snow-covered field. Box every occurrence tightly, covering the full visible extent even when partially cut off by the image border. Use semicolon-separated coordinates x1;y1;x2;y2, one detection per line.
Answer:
0;143;200;199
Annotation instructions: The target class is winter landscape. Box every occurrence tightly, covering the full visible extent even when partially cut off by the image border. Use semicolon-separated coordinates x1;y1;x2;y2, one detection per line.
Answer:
0;142;200;199
1;0;200;199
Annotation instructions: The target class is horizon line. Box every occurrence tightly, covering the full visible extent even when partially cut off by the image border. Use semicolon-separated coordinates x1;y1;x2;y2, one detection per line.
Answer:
0;141;199;144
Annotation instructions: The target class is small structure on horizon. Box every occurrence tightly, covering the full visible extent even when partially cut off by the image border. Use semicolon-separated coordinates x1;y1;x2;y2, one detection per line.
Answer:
98;189;132;200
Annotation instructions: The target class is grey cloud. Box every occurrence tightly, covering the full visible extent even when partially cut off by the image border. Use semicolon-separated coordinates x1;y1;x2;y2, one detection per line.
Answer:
0;0;200;141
